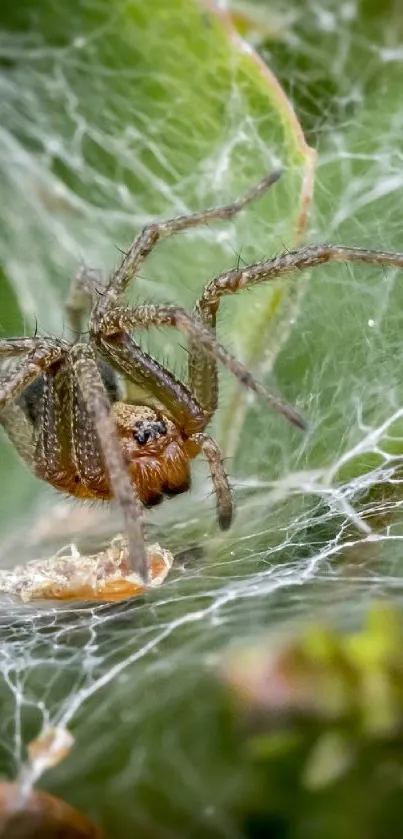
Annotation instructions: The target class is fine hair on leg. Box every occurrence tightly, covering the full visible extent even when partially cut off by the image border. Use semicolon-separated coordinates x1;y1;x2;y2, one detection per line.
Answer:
70;343;148;581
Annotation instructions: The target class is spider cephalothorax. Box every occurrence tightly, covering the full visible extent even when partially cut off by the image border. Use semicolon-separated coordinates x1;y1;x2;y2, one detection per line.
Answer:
111;403;200;507
2;169;403;582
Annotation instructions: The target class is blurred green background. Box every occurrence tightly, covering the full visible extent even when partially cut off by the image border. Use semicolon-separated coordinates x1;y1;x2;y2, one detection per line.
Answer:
1;0;403;836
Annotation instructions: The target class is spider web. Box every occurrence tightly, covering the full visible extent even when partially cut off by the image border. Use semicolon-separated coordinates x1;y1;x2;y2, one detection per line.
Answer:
1;0;403;835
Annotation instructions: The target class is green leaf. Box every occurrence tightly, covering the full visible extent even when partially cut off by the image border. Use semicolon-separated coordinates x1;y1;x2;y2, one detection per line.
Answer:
2;1;403;837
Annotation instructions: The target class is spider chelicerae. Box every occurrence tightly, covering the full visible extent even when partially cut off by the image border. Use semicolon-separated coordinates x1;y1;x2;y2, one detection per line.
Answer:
1;169;403;583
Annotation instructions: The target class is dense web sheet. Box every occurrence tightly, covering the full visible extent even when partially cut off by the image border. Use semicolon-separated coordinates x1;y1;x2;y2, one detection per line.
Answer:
1;0;403;835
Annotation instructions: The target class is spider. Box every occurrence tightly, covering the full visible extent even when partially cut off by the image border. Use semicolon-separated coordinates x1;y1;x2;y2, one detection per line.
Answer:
1;170;403;583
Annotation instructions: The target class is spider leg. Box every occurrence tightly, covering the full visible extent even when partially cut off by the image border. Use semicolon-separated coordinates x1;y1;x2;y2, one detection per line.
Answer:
0;338;64;412
188;303;218;419
189;243;403;413
194;244;403;318
6;356;97;495
0;401;36;468
94;170;282;316
96;330;208;436
0;342;82;489
0;337;62;357
33;361;80;491
65;266;104;338
69;343;148;581
92;306;306;430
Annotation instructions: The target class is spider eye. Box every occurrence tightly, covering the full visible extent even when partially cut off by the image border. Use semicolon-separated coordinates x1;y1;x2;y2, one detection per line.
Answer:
132;417;168;446
134;426;151;445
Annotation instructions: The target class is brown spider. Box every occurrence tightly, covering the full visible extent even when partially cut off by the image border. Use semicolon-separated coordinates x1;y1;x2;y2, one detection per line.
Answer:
1;170;403;583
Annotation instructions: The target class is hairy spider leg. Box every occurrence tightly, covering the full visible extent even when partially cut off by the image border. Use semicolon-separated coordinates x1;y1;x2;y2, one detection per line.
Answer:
93;169;283;318
0;338;70;502
92;305;306;430
0;354;41;468
92;171;283;419
70;344;148;580
33;359;74;488
194;244;403;317
66;266;104;339
96;331;208;436
0;338;64;410
12;354;107;498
